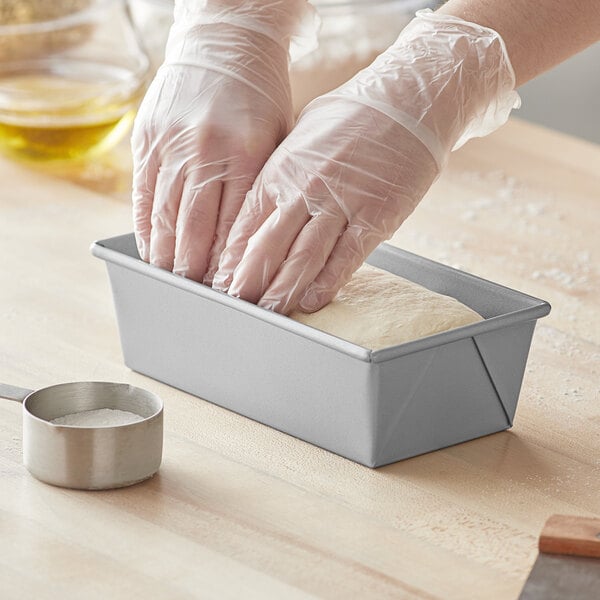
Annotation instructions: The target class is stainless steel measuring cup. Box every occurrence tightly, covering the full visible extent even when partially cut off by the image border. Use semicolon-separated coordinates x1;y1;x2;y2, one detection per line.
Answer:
1;381;163;490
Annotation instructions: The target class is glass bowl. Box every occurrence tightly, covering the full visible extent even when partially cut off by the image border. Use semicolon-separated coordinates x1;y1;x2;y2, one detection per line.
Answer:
0;0;150;162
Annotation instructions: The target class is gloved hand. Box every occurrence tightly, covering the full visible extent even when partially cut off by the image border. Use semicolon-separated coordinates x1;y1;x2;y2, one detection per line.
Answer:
213;9;520;314
131;0;317;284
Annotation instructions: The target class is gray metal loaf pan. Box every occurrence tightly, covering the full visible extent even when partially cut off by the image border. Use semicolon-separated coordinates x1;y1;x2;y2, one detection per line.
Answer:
91;233;550;467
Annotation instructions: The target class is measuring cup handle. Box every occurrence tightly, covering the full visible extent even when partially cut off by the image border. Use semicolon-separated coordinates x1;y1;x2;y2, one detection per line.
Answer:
0;383;33;403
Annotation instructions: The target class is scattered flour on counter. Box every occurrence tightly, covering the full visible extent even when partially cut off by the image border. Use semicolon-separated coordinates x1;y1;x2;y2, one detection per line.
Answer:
51;409;144;427
576;250;591;264
524;202;546;217
460;210;477;221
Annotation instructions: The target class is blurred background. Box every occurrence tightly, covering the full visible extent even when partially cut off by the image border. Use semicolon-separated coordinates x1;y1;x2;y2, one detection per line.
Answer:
0;0;598;179
129;0;600;144
517;42;600;145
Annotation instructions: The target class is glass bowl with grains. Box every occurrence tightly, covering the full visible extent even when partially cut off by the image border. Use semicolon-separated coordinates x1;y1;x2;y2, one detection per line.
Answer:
0;0;150;162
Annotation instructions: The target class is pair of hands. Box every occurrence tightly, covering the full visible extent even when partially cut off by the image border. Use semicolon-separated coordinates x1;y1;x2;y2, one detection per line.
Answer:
132;4;519;315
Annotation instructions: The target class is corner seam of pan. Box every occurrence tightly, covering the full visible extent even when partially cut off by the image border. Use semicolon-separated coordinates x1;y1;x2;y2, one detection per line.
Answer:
369;303;550;363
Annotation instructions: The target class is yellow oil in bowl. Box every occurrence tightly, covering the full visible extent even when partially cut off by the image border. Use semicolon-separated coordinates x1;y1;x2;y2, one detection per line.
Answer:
0;59;145;162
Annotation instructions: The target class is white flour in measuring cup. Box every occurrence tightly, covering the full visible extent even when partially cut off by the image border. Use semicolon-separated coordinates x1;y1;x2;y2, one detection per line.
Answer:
51;408;144;427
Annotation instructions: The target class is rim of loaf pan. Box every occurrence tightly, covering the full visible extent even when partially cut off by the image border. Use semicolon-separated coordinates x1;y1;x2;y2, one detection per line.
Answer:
91;234;551;364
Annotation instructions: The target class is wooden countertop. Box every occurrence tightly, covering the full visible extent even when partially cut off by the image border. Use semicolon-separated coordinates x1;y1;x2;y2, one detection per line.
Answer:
1;118;598;599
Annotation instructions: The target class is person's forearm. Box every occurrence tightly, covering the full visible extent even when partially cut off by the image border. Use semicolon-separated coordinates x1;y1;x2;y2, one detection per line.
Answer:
437;0;600;86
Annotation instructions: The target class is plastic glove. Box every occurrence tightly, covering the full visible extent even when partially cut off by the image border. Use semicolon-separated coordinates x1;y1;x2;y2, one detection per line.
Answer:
131;0;317;284
213;9;520;314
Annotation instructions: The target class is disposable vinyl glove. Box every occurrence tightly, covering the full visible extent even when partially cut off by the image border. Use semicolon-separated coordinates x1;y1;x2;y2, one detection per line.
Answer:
131;0;317;284
213;9;520;314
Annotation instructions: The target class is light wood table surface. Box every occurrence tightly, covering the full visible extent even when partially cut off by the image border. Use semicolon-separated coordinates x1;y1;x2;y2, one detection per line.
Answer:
1;118;599;599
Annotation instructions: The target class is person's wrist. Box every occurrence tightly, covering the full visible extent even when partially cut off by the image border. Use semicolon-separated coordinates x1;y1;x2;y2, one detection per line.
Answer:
173;0;318;61
165;21;290;69
323;9;518;171
388;10;519;160
162;21;293;133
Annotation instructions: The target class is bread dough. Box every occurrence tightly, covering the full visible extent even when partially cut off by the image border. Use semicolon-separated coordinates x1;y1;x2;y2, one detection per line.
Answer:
289;264;483;350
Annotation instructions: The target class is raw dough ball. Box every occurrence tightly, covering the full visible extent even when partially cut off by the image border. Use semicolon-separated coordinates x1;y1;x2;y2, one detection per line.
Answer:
289;264;483;350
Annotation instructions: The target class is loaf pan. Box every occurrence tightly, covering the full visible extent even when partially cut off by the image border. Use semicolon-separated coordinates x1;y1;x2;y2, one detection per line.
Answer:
91;233;550;467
